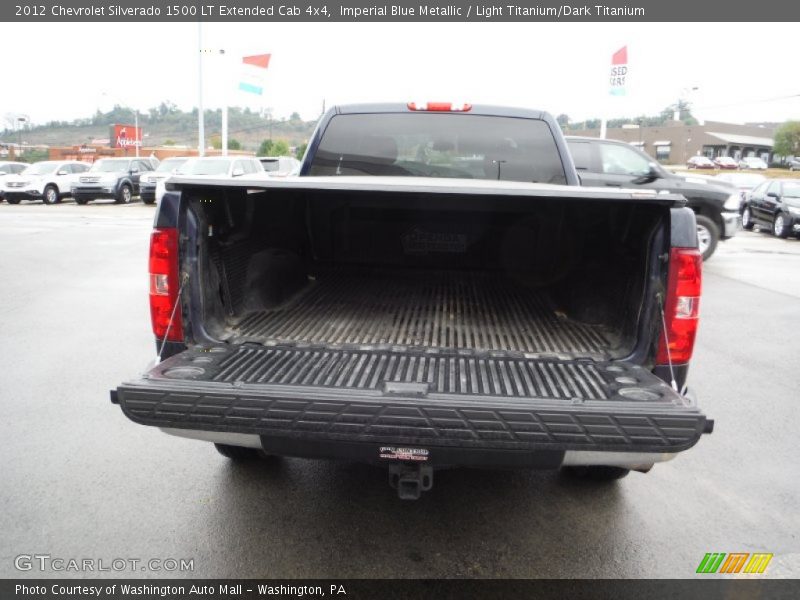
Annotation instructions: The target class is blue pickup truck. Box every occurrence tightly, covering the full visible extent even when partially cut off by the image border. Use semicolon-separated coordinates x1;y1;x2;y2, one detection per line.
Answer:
112;103;712;499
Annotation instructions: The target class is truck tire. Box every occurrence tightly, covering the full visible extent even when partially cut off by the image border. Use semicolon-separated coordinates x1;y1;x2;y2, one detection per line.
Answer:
562;465;630;481
695;214;719;260
741;206;755;230
214;443;262;461
6;197;21;205
773;213;790;239
43;185;60;205
74;196;90;205
116;184;132;204
142;197;156;205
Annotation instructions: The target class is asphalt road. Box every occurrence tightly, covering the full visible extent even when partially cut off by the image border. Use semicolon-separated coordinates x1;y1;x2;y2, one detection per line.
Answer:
1;201;798;579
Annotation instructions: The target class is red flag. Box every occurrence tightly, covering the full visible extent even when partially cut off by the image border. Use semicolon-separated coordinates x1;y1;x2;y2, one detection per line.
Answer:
611;46;627;65
242;54;271;69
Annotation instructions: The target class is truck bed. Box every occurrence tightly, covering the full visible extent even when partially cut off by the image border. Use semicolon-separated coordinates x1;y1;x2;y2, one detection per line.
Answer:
223;268;612;359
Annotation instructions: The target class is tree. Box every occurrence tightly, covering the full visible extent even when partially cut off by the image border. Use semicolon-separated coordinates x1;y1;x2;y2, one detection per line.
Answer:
295;142;308;160
773;121;800;158
258;139;275;155
556;114;569;128
272;139;290;155
210;136;242;150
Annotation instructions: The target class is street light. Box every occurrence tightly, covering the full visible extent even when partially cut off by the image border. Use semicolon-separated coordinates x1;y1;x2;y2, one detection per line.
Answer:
16;116;27;157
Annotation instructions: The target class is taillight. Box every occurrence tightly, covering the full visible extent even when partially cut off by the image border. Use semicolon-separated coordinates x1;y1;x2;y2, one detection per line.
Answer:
149;227;184;342
407;102;472;112
656;248;702;365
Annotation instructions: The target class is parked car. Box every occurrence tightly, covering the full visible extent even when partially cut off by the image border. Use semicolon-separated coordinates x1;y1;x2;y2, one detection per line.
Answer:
2;161;91;204
177;156;264;178
687;156;716;169
258;156;301;177
742;178;800;238
713;156;738;170
139;157;190;205
155;156;264;205
738;157;768;170
787;157;800;172
567;136;741;260
112;103;712;499
71;158;155;204
714;172;767;211
0;161;29;201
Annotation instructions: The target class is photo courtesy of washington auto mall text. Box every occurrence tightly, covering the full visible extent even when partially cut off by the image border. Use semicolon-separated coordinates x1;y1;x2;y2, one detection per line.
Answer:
1;1;799;599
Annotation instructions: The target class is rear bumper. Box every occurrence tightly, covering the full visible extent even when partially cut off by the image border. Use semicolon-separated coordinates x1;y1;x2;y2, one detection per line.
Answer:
114;346;710;468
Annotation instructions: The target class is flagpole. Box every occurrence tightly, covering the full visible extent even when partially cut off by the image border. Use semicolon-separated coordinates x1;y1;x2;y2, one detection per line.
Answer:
197;22;205;157
222;104;228;156
219;49;227;156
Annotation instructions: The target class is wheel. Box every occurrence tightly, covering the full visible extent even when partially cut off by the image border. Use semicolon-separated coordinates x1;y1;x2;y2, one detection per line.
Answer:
116;184;132;204
694;214;720;260
741;206;755;230
42;185;60;205
6;197;21;205
214;443;263;461
773;213;790;239
142;197;156;205
790;165;796;172
74;196;90;205
562;466;630;481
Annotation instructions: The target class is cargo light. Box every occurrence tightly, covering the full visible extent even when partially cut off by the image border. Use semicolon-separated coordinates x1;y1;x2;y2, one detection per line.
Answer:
407;102;472;112
149;227;184;343
656;247;702;365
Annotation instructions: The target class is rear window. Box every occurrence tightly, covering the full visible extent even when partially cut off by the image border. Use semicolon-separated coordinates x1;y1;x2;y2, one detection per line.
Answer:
308;113;567;184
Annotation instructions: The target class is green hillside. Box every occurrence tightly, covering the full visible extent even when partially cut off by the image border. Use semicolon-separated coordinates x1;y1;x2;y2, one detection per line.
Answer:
1;103;318;151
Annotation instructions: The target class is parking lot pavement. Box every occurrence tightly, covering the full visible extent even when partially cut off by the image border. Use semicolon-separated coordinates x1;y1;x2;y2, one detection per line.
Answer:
1;204;798;579
707;229;800;298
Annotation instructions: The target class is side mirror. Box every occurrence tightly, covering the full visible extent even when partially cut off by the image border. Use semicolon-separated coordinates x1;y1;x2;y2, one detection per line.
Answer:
232;167;245;177
632;163;661;185
766;191;779;198
130;168;139;174
56;170;68;176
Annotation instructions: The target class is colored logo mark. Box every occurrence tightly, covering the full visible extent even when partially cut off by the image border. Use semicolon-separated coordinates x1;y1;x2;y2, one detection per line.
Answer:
696;552;773;574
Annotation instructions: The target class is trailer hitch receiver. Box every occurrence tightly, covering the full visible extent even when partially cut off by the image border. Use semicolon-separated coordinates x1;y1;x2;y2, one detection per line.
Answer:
388;463;434;500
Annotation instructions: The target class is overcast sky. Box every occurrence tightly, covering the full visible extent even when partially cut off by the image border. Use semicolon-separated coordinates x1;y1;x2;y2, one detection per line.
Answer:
1;22;798;129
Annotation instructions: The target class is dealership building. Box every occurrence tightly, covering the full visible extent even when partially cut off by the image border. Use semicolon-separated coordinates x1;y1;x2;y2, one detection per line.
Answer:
567;120;776;165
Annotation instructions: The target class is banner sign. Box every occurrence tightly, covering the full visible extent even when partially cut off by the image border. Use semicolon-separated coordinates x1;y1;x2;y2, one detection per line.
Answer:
609;45;628;96
239;53;271;95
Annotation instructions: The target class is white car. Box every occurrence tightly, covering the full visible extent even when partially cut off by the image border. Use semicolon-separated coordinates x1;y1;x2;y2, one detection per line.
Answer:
738;157;769;170
258;156;301;177
157;156;264;203
139;157;191;205
0;161;28;202
2;160;91;204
